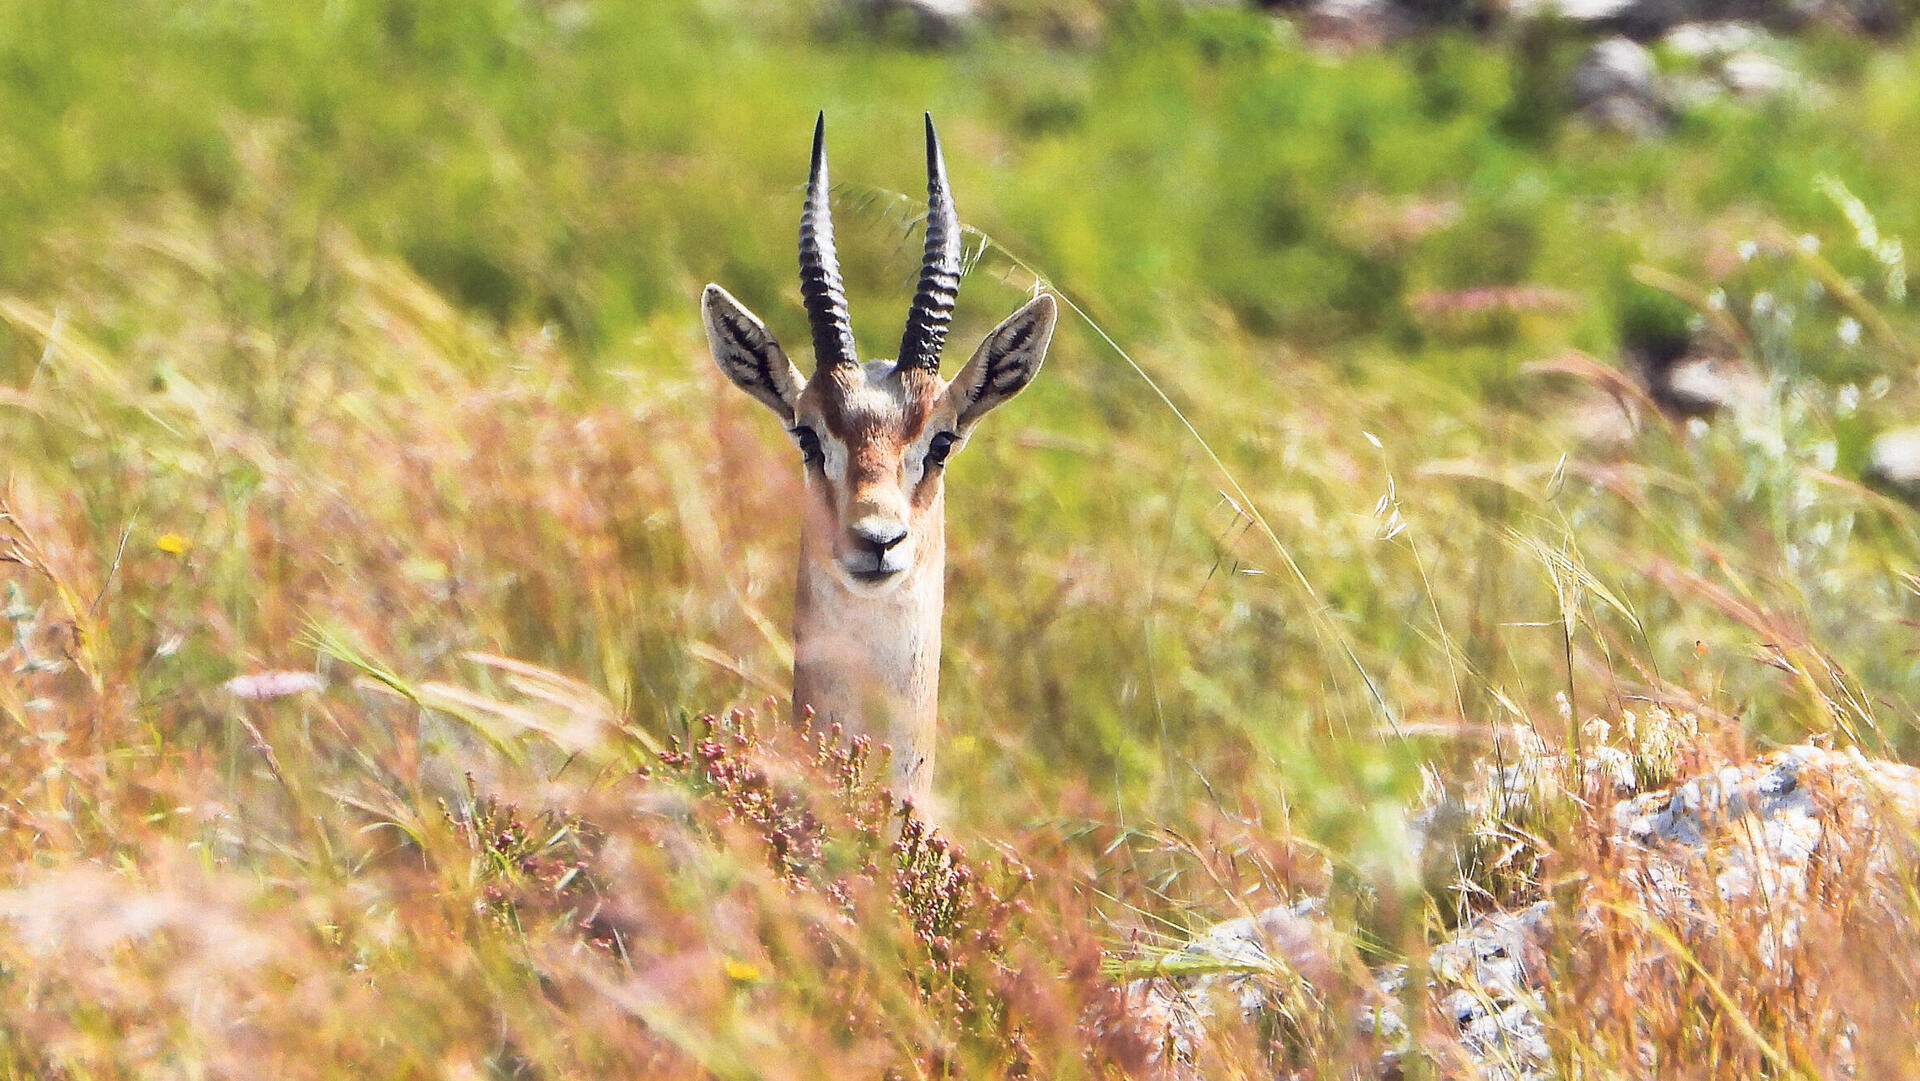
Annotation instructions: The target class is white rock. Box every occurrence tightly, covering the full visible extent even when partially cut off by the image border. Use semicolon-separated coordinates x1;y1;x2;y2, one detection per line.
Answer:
1867;427;1920;491
1662;19;1771;57
1571;36;1659;104
1722;52;1792;96
1510;0;1641;21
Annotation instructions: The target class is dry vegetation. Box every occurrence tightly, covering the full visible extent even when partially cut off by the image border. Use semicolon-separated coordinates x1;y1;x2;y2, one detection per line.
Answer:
8;0;1920;1077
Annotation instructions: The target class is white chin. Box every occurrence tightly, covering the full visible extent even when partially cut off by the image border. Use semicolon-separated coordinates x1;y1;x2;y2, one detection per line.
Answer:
840;563;909;590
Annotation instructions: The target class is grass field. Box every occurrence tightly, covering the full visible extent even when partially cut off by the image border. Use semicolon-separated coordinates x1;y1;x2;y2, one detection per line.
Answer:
6;0;1920;1075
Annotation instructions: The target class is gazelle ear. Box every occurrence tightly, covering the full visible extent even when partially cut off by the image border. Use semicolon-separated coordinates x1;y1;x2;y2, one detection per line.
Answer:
947;294;1056;430
702;284;806;421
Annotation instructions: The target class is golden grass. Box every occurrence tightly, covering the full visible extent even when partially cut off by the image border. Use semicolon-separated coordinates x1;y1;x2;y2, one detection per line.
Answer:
7;76;1920;1076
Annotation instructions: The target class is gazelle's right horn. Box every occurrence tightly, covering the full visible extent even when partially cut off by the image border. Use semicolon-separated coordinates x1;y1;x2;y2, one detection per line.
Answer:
800;113;860;374
896;114;962;375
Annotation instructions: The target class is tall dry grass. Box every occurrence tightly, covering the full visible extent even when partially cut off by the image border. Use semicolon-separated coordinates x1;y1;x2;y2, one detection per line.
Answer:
9;3;1920;1073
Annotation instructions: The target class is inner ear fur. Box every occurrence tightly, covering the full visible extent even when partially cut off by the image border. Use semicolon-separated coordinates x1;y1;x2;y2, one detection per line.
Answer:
702;284;806;421
948;293;1057;430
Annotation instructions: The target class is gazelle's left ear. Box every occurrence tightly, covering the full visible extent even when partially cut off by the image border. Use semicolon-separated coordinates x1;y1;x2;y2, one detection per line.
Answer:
947;294;1057;430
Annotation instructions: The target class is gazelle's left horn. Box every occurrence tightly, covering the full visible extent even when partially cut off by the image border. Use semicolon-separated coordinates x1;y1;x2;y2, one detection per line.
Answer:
896;114;962;374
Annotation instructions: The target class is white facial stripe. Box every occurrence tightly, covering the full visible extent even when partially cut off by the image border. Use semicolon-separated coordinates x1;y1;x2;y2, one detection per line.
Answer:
832;366;929;468
822;430;848;483
793;419;849;482
904;426;957;485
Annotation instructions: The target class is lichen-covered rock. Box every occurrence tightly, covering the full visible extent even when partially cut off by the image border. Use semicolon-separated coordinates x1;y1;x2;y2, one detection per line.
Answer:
1615;744;1920;928
1569;37;1668;134
1122;900;1339;1076
1425;903;1556;1080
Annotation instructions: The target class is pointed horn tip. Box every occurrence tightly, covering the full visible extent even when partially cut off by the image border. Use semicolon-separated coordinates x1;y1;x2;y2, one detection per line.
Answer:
924;117;947;177
810;114;829;174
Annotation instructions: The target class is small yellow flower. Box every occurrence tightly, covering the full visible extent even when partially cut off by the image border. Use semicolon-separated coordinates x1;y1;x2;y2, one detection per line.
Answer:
724;959;763;984
156;533;192;556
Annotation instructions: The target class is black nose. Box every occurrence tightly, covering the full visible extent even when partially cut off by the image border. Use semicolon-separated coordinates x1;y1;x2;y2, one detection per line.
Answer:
851;521;908;553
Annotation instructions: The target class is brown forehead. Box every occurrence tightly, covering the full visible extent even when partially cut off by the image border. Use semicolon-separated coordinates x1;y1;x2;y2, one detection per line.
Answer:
803;364;942;446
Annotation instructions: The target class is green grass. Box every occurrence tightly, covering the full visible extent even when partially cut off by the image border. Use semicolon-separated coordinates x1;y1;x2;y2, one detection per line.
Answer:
6;0;1920;1075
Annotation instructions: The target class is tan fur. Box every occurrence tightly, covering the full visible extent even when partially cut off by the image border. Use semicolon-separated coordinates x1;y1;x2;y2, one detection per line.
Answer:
703;275;1056;810
790;363;948;806
794;490;945;804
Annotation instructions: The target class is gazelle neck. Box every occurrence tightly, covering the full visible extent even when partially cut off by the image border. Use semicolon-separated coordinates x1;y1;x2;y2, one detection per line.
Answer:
793;495;945;809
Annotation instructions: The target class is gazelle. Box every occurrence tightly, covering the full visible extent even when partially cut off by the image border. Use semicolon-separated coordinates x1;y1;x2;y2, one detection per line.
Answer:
700;114;1057;808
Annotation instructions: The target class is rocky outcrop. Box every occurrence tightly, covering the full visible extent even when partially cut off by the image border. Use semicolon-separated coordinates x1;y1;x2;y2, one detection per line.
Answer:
1127;742;1920;1078
1615;745;1920;902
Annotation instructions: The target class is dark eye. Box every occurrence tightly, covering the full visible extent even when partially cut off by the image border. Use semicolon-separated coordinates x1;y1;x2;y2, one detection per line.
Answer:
792;425;823;465
925;431;957;468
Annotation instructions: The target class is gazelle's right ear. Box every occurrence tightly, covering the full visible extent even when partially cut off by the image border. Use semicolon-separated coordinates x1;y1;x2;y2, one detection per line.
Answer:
702;284;806;421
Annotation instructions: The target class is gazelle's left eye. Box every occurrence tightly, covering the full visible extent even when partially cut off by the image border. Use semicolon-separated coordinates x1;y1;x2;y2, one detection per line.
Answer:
925;431;957;468
792;425;824;465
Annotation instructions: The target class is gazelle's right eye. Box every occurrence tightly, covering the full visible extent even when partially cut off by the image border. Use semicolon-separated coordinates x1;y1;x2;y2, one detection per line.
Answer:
791;425;824;465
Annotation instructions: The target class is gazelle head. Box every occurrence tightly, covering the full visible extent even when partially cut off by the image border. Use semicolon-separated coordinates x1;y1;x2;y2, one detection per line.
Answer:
701;114;1056;593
